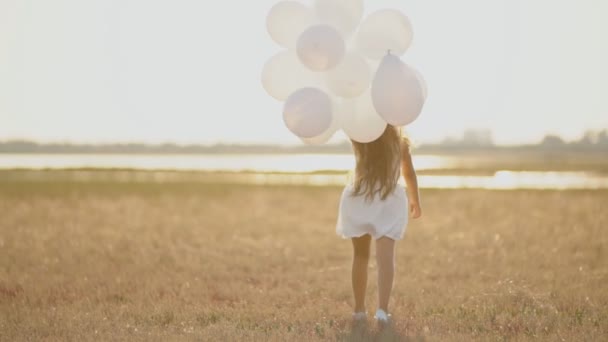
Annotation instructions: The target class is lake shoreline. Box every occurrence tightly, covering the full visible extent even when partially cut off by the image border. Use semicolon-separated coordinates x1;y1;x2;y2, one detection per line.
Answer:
2;169;608;190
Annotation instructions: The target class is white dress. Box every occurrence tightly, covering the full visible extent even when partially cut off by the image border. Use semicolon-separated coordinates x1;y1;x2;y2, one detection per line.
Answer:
336;158;409;241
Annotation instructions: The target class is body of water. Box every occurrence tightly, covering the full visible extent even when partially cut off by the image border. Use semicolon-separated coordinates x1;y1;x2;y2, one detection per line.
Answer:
0;153;450;172
1;153;607;190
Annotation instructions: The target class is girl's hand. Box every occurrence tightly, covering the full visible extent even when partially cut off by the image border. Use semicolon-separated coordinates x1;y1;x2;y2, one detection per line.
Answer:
409;202;422;219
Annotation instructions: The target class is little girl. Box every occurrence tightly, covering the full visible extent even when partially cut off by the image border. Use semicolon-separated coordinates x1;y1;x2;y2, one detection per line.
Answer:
336;124;422;326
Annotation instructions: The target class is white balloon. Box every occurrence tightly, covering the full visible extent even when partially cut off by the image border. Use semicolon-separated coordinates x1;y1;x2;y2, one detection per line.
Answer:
372;53;425;126
262;50;321;101
325;52;371;98
412;67;429;100
356;9;414;60
341;90;387;143
266;1;316;49
301;99;341;145
315;0;364;36
283;88;333;139
297;25;346;72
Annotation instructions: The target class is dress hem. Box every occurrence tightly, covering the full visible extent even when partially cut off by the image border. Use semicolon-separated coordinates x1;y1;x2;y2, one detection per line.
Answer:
336;230;406;241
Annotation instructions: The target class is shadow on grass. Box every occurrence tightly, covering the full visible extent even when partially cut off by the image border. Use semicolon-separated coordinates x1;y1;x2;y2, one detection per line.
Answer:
337;321;423;342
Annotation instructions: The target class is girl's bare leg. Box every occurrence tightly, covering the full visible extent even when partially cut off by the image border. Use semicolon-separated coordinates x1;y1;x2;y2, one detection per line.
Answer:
376;237;396;312
351;234;371;312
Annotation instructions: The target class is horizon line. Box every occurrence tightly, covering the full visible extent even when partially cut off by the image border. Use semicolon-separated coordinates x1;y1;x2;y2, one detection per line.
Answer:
2;128;607;147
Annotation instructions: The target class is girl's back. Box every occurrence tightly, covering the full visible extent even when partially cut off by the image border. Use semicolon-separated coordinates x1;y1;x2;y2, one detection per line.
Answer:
336;125;409;241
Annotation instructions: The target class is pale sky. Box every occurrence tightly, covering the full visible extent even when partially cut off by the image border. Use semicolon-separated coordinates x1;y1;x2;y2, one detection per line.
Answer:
0;0;606;145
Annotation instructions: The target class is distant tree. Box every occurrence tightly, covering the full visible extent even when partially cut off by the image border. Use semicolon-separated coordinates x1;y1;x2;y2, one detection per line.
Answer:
598;130;608;146
438;129;494;147
541;134;565;147
461;129;494;146
439;136;459;146
576;130;598;146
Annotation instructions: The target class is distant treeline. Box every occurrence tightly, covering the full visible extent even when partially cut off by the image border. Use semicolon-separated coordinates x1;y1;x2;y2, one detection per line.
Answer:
0;140;352;154
1;130;607;154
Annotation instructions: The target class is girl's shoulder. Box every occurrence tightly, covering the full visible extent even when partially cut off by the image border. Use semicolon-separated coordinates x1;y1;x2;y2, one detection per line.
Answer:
399;136;412;155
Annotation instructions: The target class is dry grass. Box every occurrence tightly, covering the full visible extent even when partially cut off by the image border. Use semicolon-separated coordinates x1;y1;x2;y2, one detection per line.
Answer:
0;180;607;341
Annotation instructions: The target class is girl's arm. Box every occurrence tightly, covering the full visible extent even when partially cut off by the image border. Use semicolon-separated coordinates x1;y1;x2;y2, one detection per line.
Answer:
401;141;422;219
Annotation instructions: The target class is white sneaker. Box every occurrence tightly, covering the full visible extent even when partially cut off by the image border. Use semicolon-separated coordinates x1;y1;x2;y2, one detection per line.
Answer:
374;309;391;324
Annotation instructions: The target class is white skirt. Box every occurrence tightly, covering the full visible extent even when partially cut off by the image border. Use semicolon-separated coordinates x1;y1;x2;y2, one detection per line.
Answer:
336;183;409;241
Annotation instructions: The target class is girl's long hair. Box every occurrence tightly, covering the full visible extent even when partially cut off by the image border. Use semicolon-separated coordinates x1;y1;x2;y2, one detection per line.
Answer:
351;125;408;201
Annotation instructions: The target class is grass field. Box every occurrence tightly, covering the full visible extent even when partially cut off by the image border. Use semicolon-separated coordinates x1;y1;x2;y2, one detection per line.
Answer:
1;179;607;341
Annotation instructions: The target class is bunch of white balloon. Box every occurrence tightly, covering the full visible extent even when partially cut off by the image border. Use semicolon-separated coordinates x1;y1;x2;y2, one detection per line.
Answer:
262;0;428;144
